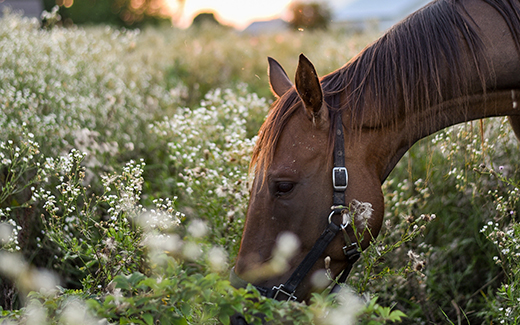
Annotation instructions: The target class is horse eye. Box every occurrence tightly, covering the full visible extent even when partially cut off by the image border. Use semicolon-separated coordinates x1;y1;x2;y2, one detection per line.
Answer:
275;182;295;196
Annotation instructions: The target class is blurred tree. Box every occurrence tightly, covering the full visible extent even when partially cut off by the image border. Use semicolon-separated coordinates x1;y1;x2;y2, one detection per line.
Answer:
191;12;222;28
288;1;331;30
42;0;178;27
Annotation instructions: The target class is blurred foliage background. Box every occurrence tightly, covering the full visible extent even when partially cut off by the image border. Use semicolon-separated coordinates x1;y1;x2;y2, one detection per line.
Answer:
41;0;332;30
42;0;174;27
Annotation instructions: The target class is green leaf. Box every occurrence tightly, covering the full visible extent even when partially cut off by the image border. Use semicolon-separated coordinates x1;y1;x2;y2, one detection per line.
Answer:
388;310;407;322
103;295;115;307
172;317;189;325
121;318;145;325
142;313;154;325
139;277;160;290
377;306;391;319
113;274;131;290
219;313;230;325
128;272;146;286
180;301;191;316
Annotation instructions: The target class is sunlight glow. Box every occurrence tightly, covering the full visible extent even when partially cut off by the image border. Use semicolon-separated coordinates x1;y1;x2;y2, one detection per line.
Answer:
165;0;293;29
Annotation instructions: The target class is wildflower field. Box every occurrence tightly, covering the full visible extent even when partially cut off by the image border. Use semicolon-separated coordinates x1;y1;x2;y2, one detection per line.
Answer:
1;9;520;324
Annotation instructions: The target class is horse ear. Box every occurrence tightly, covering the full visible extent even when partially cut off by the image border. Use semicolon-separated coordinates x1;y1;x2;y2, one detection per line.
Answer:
268;57;293;97
295;53;324;119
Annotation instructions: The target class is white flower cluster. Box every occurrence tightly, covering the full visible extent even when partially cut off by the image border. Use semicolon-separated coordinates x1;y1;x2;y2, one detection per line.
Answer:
140;198;184;232
0;11;186;163
100;159;185;236
0;131;58;252
31;149;86;216
431;118;520;194
0;219;21;252
383;177;431;218
481;221;520;264
103;159;145;223
151;85;266;229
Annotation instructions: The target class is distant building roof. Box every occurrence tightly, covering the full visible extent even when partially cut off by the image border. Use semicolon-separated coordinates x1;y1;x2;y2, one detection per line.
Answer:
0;0;43;19
334;0;433;31
243;18;289;35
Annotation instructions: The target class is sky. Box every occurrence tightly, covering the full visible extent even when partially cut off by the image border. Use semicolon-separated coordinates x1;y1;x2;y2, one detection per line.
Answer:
166;0;350;30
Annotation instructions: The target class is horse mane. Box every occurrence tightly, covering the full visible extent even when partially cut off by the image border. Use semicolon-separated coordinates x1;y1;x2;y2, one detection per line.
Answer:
251;0;520;174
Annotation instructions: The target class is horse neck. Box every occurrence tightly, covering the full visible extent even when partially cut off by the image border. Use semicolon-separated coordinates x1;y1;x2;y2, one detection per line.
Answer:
348;0;520;182
374;90;520;182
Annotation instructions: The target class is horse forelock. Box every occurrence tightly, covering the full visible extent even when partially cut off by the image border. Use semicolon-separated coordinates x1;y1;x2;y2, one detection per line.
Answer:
249;89;301;178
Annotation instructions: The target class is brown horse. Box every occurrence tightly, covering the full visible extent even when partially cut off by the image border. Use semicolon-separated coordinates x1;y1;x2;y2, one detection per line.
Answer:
231;0;520;308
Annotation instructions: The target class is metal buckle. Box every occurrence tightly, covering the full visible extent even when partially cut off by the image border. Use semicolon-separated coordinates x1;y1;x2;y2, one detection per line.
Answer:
272;284;297;301
342;242;358;256
332;167;348;191
343;242;360;263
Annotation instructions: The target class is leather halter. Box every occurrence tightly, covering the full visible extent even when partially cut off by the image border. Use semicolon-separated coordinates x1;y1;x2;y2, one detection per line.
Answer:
230;111;360;301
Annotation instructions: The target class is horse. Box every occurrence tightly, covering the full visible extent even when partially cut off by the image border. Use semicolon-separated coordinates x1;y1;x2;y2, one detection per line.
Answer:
230;0;520;317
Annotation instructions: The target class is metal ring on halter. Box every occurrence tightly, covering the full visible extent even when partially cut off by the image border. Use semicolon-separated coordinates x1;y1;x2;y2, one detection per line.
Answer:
328;209;351;228
328;210;340;224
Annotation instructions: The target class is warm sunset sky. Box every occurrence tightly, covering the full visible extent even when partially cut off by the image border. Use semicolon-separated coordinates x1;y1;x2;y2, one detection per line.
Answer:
166;0;350;30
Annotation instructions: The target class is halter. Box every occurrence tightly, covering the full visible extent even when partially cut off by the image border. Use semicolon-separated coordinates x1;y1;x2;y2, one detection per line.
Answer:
230;111;360;302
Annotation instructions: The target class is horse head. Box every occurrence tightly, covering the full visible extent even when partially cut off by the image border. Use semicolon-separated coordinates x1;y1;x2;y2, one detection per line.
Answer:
231;54;385;302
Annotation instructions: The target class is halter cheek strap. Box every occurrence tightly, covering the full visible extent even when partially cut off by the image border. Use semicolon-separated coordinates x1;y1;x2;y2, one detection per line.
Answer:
230;113;360;301
329;112;360;292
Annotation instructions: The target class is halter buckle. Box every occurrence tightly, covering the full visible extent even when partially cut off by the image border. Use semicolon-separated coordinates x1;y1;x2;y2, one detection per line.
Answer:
343;242;361;263
332;167;348;191
271;284;297;301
